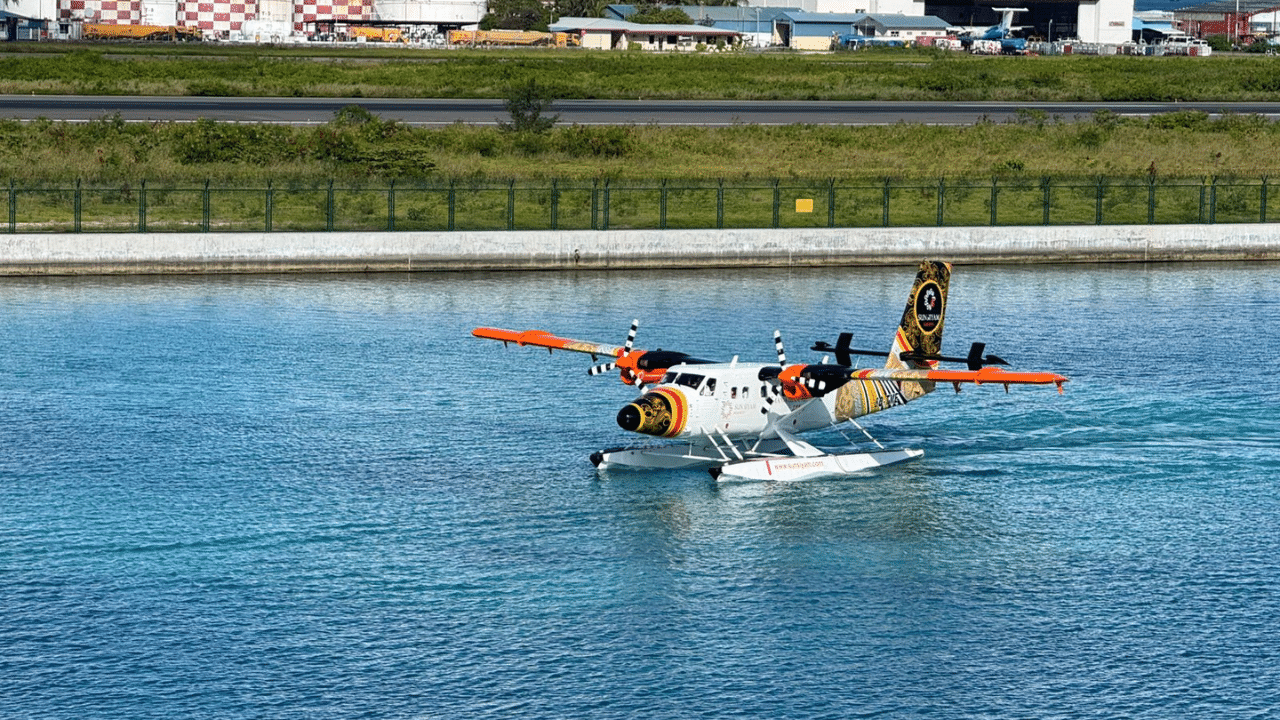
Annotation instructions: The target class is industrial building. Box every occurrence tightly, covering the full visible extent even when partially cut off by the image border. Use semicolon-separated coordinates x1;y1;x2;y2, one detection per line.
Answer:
746;0;1133;43
3;0;1136;44
550;16;741;49
773;11;951;49
1173;0;1279;41
3;0;483;39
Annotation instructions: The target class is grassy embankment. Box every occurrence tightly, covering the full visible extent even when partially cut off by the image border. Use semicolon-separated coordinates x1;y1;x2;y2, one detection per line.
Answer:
3;48;1280;229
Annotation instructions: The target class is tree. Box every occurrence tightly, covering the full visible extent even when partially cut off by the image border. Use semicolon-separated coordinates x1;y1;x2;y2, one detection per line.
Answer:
630;7;692;24
553;0;607;18
480;0;550;31
500;79;559;134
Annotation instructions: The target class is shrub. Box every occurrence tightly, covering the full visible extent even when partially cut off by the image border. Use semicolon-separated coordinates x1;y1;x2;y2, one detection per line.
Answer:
557;125;635;157
500;78;559;134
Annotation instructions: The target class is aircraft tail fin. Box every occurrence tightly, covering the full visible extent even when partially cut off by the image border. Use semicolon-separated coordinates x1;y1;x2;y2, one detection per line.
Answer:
887;260;951;371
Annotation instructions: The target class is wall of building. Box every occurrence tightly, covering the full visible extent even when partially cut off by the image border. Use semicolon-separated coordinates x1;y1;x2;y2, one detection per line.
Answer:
3;225;1276;276
1077;0;1132;43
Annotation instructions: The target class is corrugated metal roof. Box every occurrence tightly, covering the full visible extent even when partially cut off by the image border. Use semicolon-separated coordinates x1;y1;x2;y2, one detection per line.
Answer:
777;11;871;23
776;11;952;36
550;16;741;35
605;5;802;22
863;13;951;29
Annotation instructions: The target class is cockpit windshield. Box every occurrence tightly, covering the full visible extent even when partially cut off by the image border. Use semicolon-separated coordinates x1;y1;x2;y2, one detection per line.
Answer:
672;373;705;389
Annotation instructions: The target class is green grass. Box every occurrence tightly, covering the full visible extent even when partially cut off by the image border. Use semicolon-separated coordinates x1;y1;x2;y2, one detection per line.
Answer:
3;47;1280;101
3;110;1279;185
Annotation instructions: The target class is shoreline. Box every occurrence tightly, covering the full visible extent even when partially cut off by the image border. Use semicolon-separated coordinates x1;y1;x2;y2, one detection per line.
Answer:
2;224;1278;275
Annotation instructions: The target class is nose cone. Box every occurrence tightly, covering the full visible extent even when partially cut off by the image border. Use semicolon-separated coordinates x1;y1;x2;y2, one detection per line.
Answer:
615;388;687;438
616;404;643;433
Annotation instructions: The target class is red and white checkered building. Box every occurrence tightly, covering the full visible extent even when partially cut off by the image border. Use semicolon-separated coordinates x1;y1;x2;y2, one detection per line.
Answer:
293;0;372;32
178;0;258;34
59;0;143;22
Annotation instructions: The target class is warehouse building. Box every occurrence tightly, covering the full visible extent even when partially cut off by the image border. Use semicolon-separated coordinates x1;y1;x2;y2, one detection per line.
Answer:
746;0;1133;43
1173;0;1279;41
550;16;741;50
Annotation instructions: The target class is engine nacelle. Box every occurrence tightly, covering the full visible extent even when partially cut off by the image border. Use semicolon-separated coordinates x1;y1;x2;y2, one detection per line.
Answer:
616;387;688;437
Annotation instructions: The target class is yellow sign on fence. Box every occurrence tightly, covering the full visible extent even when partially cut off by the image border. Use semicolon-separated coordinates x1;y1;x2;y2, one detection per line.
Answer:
795;198;813;213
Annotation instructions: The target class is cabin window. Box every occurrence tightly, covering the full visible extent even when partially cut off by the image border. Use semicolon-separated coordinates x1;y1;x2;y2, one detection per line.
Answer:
702;378;716;396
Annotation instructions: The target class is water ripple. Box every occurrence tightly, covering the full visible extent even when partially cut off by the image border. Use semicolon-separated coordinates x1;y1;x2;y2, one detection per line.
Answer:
1;265;1278;719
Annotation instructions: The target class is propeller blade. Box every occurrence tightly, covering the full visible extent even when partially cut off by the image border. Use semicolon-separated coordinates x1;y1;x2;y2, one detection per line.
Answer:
589;319;640;378
588;362;616;376
624;319;638;353
774;330;786;366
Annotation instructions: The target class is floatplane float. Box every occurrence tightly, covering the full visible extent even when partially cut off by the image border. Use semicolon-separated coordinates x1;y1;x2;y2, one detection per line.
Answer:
473;260;1068;482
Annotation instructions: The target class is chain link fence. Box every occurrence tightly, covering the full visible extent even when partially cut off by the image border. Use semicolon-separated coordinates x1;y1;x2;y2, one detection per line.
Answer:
5;176;1273;233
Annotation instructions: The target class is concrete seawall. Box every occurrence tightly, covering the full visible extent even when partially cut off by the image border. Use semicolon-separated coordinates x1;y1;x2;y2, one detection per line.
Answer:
2;224;1278;275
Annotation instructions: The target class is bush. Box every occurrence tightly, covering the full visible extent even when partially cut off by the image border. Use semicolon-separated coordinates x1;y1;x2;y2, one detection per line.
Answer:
557;125;634;157
500;78;559;134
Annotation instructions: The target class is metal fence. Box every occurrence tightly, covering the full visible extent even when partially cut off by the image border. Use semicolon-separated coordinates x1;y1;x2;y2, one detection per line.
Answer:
5;176;1274;233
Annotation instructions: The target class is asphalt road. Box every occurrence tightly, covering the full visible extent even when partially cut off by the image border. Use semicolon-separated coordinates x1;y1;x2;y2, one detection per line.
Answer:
5;95;1280;125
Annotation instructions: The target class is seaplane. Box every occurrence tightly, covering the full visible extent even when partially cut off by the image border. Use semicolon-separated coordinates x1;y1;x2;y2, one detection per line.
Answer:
472;260;1068;482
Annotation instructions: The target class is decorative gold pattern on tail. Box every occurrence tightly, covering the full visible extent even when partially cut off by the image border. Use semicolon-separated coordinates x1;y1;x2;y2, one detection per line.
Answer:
889;260;951;400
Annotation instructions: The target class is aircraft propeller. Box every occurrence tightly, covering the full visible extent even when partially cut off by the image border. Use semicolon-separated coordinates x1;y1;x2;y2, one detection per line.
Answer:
587;319;639;378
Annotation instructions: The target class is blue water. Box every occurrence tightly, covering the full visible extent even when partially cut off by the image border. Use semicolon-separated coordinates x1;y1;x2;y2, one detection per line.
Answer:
2;263;1278;719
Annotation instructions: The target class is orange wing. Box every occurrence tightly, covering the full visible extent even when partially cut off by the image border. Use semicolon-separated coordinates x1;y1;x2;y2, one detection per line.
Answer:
853;367;1069;393
472;327;627;359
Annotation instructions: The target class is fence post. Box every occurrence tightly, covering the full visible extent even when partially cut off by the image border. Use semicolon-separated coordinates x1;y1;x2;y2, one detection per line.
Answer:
74;179;82;232
7;179;14;233
659;178;667;230
591;179;598;230
265;180;273;232
506;178;515;231
881;178;890;227
551;179;559;230
937;177;945;226
202;179;210;232
1041;176;1051;225
1095;176;1104;225
989;176;998;226
603;178;611;231
448;180;456;231
326;179;334;231
387;179;395;232
138;179;147;232
1147;175;1156;224
716;179;724;229
1198;177;1206;223
1209;176;1217;224
772;179;780;228
1262;177;1269;223
827;178;836;228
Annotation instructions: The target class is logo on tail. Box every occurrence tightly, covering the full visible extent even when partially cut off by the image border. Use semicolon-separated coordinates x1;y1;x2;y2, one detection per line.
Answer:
890;260;951;372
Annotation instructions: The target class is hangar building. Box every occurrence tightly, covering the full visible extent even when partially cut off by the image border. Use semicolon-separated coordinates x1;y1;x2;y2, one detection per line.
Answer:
744;0;1134;44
